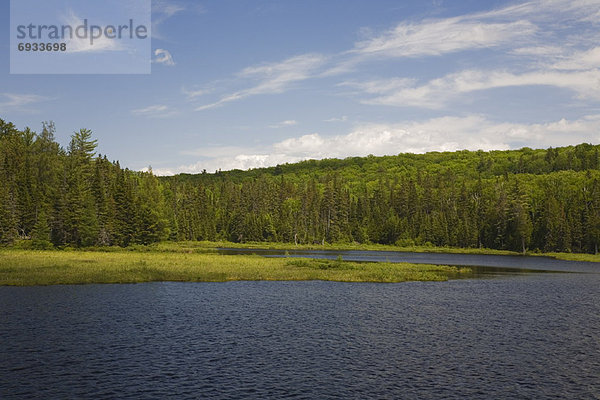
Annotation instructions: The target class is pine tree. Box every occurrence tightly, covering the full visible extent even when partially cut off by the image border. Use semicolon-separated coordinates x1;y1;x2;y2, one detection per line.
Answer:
113;167;136;246
31;209;53;249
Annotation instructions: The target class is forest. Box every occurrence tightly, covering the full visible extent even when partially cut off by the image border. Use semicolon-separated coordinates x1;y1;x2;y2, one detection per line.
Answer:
1;118;600;254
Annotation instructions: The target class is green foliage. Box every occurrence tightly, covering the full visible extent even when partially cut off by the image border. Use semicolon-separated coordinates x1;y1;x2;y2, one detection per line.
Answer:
31;209;53;250
162;143;600;254
0;120;170;248
2;117;600;254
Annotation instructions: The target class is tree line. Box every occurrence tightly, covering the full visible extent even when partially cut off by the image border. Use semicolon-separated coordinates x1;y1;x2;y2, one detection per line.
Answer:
1;118;599;253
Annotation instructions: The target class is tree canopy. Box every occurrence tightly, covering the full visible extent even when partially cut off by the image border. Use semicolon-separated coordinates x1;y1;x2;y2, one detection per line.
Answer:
1;118;599;254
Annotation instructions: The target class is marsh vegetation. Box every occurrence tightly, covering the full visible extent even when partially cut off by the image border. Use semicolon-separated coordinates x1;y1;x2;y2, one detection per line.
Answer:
0;249;470;286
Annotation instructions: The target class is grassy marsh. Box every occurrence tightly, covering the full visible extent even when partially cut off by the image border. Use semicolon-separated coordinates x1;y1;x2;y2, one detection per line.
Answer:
0;249;470;286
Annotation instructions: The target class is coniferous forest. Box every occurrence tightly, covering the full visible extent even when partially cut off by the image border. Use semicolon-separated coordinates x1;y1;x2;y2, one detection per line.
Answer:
1;118;600;254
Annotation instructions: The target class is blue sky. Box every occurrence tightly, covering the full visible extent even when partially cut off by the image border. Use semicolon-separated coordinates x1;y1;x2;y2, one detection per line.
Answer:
2;0;600;174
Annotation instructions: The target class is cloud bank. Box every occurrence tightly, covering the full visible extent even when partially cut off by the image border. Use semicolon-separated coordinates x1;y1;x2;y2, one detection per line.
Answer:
151;114;600;175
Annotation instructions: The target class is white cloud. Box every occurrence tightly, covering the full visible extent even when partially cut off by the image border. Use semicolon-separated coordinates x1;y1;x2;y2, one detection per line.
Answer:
339;0;600;109
151;0;187;40
0;93;47;107
511;46;565;57
581;8;600;22
152;153;302;176
180;146;251;158
131;104;178;118
0;93;49;112
186;0;600;113
153;49;175;66
350;68;600;109
149;114;600;175
195;54;327;110
551;47;600;70
340;78;414;95
352;19;536;59
347;0;600;62
270;118;509;158
182;86;209;100
325;116;348;122
152;0;185;17
62;11;124;53
269;120;298;128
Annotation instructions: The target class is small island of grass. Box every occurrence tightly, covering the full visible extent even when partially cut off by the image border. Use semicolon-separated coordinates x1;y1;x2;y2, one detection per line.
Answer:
0;249;471;286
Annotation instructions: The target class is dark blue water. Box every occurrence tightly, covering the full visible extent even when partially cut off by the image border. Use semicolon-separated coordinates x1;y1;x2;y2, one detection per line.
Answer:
218;248;600;273
1;274;599;399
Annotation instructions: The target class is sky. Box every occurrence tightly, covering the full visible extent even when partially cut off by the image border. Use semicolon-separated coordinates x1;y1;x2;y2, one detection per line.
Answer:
1;0;600;175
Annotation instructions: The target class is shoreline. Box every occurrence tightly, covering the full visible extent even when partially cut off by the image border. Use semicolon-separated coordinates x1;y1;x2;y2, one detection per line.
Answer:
60;240;600;263
0;249;470;286
2;240;598;286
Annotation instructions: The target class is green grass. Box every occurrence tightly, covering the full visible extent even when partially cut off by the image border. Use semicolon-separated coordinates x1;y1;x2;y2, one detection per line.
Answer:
94;240;600;262
110;240;521;255
2;239;596;286
543;252;600;262
0;249;471;286
13;237;600;262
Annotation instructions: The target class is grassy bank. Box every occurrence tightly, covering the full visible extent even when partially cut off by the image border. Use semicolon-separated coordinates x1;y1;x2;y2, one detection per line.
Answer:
101;240;521;255
85;240;600;263
0;250;470;286
542;252;600;262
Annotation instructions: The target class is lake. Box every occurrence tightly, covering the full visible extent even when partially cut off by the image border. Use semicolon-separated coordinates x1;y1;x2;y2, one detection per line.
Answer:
218;247;599;273
1;254;599;398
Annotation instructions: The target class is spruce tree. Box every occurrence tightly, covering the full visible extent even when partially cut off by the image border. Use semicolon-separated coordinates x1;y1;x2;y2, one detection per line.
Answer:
31;209;53;249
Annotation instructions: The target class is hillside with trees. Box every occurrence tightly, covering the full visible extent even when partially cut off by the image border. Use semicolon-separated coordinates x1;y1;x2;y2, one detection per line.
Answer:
1;118;600;254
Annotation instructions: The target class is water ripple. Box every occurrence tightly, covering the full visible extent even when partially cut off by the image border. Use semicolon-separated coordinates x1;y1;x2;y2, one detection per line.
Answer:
1;275;599;399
